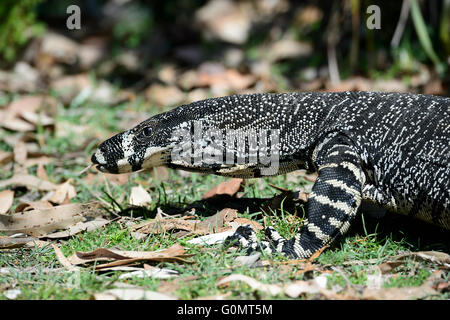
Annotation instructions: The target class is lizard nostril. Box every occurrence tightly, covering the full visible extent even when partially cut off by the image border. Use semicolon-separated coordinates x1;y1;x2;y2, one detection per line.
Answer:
99;145;107;153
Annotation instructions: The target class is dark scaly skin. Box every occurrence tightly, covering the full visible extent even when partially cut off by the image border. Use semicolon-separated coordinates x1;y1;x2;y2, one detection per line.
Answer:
92;92;450;258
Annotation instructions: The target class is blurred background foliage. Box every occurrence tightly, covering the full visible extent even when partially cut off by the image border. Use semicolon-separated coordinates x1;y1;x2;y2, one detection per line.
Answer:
0;0;449;97
0;0;45;63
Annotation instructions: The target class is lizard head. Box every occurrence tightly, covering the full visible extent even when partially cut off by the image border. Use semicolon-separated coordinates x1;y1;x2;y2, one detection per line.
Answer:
91;118;173;174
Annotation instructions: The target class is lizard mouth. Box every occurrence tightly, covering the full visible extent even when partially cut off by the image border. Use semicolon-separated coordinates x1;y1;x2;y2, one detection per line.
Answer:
91;150;121;173
92;157;132;174
93;162;120;174
94;164;108;173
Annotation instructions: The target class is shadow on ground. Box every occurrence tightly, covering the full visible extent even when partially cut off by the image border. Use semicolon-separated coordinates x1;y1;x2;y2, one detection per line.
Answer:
116;193;450;253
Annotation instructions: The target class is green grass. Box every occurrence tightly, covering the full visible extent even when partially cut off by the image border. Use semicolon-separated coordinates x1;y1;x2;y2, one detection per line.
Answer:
0;93;448;300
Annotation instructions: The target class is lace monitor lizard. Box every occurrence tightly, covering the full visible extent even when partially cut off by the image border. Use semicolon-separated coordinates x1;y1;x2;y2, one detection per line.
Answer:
91;91;450;258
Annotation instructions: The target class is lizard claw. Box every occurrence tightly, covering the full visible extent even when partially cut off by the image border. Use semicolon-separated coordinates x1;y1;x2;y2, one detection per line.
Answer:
225;225;283;256
224;225;258;251
225;225;306;259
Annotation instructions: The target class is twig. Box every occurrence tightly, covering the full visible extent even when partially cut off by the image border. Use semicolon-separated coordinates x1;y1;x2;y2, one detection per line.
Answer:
350;0;360;72
391;0;411;48
326;0;341;84
77;164;93;176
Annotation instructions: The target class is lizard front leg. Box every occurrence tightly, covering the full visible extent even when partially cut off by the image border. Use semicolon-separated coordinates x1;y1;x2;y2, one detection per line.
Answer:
227;134;366;258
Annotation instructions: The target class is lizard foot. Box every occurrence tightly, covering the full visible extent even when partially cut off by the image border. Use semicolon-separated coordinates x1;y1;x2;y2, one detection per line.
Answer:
224;225;271;254
224;225;300;258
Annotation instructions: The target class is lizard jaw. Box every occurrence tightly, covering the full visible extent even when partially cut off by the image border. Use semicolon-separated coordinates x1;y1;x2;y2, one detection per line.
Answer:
141;147;172;170
91;145;172;174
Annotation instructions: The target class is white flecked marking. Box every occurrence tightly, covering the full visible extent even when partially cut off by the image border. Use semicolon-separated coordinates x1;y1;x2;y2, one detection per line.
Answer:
307;222;331;242
121;133;135;158
309;193;353;213
95;150;106;164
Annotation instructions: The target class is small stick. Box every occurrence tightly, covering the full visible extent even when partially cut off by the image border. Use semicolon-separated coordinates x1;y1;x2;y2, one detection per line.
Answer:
77;164;94;176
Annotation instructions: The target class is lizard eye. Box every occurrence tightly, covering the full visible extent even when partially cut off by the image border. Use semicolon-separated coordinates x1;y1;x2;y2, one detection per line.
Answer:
142;127;152;137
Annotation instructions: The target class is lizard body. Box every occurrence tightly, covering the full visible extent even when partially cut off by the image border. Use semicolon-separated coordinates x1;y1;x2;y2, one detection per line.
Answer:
92;92;450;258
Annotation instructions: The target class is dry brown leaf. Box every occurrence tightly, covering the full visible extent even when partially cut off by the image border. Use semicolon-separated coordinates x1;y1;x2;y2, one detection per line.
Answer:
0;190;14;214
393;251;450;269
266;39;313;62
13;141;28;165
92;244;192;269
183;64;255;92
435;281;450;293
15;200;54;213
0;174;58;191
0;151;13;166
196;0;251;44
217;274;283;296
202;178;243;199
339;271;446;300
67;244;191;269
0;202;103;236
7;95;44;116
0;235;48;249
129;185;152;206
218;273;338;299
134;208;237;236
49;180;77;204
52;244;78;271
157;64;177;85
362;285;438;300
0;66;40;93
20;111;54;127
0;235;37;249
134;217;206;235
199;208;238;230
69;248;129;265
93;288;177;300
222;69;256;90
50;74;91;102
0;95;55;132
145;84;185;107
377;261;405;274
24;156;54;168
39;32;79;65
44;218;111;239
283;279;324;298
0;116;35;132
36;163;49;181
